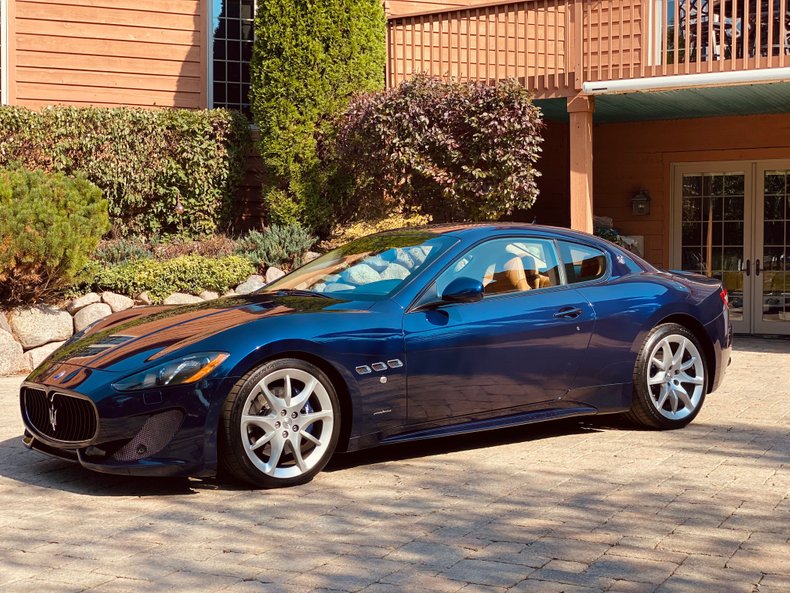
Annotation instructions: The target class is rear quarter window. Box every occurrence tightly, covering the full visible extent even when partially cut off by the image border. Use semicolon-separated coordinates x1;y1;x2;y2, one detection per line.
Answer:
559;241;608;284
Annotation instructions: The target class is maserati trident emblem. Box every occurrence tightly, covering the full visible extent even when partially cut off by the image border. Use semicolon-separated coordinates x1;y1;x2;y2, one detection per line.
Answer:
48;394;58;433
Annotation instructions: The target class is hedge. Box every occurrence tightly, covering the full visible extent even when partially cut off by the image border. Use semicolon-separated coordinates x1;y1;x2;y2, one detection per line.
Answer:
0;106;250;238
0;168;109;305
250;0;386;232
77;255;255;303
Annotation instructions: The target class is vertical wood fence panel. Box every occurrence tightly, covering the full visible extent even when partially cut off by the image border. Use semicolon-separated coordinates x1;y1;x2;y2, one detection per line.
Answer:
386;0;790;96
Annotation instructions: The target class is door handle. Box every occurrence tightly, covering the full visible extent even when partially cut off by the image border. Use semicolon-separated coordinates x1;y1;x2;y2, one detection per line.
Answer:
755;259;761;276
742;259;751;276
554;307;583;319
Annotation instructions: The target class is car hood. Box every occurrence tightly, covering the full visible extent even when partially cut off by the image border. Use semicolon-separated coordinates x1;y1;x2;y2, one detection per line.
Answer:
30;292;371;380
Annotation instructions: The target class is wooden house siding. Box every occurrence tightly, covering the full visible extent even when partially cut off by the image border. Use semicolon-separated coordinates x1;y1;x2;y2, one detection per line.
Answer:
10;0;205;109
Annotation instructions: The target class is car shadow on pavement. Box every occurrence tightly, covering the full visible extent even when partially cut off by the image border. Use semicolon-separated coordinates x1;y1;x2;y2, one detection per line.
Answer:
326;417;602;472
0;418;601;496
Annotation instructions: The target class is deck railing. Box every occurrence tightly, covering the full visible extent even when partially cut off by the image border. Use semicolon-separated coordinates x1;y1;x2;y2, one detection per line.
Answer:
387;0;790;96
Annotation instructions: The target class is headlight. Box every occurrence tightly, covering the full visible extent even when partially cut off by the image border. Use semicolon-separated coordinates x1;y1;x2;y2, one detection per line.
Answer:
112;352;230;392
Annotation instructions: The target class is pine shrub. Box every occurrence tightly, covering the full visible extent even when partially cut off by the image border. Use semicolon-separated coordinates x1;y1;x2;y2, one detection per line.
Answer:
0;168;110;305
236;224;316;271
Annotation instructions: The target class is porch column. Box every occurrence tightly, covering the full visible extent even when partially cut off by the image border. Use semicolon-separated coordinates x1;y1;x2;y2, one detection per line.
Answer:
567;94;595;233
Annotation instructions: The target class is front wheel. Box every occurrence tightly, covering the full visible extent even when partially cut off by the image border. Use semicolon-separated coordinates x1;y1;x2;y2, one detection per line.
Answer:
626;323;707;429
219;358;341;488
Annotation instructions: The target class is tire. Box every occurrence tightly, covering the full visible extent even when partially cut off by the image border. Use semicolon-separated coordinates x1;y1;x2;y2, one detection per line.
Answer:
219;358;341;488
625;323;707;430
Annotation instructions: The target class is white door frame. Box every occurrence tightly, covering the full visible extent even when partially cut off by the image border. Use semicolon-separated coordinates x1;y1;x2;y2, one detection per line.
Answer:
753;160;790;335
670;161;753;335
671;159;790;335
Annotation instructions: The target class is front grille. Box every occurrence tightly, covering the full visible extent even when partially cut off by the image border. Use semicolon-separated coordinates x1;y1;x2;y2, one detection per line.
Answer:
22;387;98;443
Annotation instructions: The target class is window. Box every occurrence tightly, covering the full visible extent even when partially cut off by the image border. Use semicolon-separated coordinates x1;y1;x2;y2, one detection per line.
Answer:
265;232;458;300
434;238;562;299
558;242;607;284
210;0;254;114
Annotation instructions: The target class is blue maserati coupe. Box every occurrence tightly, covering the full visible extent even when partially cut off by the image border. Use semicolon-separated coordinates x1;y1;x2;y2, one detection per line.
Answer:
20;224;732;488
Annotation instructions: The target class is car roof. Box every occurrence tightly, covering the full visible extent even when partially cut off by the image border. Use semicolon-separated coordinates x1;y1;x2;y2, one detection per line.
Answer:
394;222;601;244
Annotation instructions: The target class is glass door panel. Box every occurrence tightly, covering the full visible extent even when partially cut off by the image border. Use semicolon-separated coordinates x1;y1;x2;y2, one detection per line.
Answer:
755;167;790;334
679;171;747;328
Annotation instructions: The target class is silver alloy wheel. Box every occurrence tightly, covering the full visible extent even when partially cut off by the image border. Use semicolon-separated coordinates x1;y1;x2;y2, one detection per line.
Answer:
239;368;334;479
646;334;705;421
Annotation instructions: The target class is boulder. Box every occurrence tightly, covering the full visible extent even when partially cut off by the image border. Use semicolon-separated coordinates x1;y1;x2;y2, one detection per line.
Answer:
393;248;416;270
0;312;10;334
199;291;220;301
66;292;101;314
380;263;410;281
303;251;321;263
136;292;153;305
73;303;113;333
0;330;31;375
8;305;74;350
27;341;66;370
102;292;134;313
265;267;285;284
163;293;204;305
235;275;265;295
222;289;236;298
323;282;355;293
364;255;390;273
341;264;380;286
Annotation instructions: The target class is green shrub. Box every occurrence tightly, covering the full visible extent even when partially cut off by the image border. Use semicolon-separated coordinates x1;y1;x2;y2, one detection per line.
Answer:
323;212;432;249
152;235;238;260
95;238;153;266
78;255;255;303
0;169;109;305
0;106;250;238
334;74;544;222
236;224;316;271
250;0;386;231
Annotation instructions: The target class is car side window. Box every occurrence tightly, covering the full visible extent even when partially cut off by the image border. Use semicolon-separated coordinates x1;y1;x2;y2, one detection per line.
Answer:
434;238;563;298
558;241;607;284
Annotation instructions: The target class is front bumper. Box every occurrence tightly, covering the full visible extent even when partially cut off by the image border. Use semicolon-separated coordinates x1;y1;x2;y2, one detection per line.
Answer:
20;372;234;478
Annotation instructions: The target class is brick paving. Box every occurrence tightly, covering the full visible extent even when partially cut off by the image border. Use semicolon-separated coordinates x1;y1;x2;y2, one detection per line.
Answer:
0;336;787;593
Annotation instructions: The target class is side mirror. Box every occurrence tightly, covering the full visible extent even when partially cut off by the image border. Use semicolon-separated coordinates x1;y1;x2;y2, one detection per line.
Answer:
441;277;484;304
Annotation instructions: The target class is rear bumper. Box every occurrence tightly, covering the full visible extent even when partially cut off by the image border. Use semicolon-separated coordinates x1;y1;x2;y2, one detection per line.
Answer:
706;309;732;394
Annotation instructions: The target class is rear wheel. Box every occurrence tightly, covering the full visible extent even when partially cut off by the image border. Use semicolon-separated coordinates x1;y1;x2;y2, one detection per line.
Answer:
626;323;707;429
220;358;340;488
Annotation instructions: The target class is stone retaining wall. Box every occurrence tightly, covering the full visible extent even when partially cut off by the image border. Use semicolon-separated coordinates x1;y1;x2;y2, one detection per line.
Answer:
0;271;284;376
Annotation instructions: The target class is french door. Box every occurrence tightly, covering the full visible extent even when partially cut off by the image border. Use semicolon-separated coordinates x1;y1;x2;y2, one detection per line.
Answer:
673;161;790;335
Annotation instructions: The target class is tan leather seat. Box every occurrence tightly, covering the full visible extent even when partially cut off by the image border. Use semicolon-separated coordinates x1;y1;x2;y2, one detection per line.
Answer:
522;255;552;289
579;256;603;280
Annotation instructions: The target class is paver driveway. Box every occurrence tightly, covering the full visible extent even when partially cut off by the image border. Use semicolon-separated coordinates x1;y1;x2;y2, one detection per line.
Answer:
0;337;787;593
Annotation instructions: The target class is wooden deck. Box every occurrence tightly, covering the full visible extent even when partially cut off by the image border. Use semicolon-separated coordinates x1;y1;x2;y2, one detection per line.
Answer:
387;0;790;97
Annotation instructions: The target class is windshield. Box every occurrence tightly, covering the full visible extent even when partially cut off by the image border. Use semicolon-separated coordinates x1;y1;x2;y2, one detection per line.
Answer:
263;231;458;299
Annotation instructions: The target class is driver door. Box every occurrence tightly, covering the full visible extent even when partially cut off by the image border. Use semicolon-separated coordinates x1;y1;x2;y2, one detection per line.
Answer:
403;236;595;425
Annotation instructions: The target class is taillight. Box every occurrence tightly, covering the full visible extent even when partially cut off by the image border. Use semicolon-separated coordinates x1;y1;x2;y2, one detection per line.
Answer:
720;287;729;307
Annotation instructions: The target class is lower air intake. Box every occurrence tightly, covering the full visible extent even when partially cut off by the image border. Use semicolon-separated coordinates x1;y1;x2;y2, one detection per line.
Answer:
111;410;184;462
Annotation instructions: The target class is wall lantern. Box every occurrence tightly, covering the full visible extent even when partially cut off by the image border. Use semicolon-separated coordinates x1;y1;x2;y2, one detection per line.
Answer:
632;189;651;216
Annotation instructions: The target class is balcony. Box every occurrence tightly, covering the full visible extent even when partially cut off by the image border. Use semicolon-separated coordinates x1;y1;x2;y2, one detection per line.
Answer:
386;0;790;97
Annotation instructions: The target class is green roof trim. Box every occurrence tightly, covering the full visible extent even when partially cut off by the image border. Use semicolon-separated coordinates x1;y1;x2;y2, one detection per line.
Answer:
535;81;790;124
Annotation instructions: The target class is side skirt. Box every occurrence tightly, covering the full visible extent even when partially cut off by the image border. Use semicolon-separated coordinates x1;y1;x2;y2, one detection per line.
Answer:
380;406;598;445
